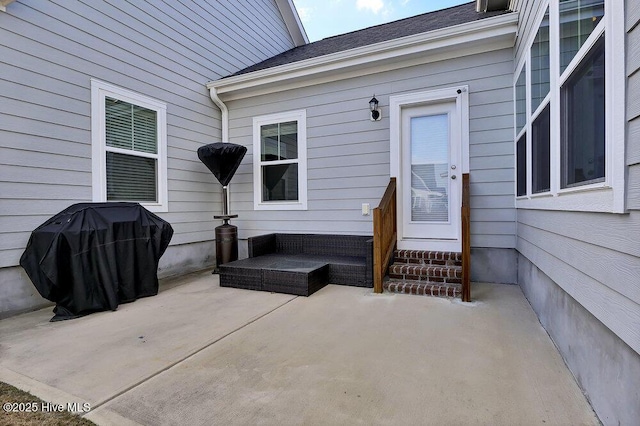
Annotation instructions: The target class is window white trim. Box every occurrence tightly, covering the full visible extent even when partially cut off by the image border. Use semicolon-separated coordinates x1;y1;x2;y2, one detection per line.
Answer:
514;0;626;213
605;0;626;213
252;109;307;210
91;79;168;212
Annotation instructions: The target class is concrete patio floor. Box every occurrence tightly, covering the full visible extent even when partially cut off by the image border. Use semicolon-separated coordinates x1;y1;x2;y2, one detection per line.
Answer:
0;271;599;425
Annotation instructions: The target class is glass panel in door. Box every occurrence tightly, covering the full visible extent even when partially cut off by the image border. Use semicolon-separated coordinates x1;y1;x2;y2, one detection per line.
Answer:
410;114;449;223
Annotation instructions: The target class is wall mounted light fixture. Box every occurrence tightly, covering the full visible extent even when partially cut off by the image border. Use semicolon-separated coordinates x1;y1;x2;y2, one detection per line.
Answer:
369;96;381;121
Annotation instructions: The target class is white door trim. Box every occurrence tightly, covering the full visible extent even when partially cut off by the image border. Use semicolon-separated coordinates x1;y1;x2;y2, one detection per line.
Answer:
390;86;469;252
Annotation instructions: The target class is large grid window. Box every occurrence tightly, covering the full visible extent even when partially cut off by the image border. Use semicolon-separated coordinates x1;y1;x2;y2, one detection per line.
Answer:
531;8;550;112
561;35;605;188
253;110;307;210
515;67;527;134
513;0;624;212
515;66;528;196
91;80;167;212
559;0;604;74
517;133;527;197
532;104;551;193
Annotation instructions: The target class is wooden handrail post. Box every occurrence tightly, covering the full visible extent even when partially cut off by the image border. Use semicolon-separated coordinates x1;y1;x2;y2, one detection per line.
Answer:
373;208;383;293
373;178;396;294
461;173;471;302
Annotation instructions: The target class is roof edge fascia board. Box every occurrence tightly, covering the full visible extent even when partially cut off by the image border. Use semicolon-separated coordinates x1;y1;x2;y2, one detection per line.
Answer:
219;40;511;102
207;12;517;96
274;0;309;46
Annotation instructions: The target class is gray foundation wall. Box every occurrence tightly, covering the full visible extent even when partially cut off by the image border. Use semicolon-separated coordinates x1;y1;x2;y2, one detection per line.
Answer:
518;253;640;426
157;241;216;279
0;266;50;320
471;247;517;284
0;241;215;319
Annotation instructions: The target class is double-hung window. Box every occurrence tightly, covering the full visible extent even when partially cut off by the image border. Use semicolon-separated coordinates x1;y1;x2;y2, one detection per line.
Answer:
253;110;307;210
514;0;625;212
91;79;168;212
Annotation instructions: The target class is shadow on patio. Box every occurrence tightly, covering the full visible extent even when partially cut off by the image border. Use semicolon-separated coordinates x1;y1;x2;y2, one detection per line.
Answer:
0;271;598;425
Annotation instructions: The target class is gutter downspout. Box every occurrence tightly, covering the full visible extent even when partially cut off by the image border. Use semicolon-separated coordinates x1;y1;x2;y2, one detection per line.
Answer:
208;85;229;142
207;84;231;213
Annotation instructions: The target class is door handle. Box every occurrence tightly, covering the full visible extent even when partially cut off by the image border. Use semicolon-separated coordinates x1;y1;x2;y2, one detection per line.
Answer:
451;175;457;180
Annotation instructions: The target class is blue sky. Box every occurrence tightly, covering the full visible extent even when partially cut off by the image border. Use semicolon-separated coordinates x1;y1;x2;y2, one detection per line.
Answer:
292;0;472;42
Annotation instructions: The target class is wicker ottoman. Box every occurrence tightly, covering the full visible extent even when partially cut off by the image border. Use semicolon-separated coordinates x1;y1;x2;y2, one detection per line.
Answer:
219;254;329;296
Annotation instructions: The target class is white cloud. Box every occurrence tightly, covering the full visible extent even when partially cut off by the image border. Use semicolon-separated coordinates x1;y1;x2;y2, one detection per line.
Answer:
356;0;385;14
297;6;312;23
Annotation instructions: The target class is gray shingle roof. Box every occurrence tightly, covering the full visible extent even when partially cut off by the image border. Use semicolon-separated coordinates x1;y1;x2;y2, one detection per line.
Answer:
228;2;510;77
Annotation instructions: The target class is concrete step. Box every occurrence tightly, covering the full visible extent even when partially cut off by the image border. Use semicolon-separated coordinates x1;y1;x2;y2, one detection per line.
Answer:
383;278;462;298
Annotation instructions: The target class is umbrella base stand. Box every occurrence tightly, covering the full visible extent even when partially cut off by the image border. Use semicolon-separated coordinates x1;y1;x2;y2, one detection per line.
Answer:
197;143;248;274
214;214;238;270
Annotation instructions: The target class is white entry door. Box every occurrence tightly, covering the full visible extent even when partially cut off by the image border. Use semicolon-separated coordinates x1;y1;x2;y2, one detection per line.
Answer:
401;101;461;244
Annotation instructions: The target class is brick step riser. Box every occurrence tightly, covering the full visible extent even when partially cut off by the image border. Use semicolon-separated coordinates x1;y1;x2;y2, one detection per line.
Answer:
384;280;461;298
386;250;464;291
388;264;461;281
394;249;462;258
387;274;462;285
393;250;462;267
393;258;462;267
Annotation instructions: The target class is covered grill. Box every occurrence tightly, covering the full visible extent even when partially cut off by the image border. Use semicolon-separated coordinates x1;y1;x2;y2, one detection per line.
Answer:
20;203;173;321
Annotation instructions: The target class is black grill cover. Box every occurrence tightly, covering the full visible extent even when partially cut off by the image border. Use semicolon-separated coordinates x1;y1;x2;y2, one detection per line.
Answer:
20;203;173;321
197;142;247;186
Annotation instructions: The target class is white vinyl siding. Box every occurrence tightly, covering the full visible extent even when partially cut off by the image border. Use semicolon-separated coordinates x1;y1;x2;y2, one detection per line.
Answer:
0;0;296;269
227;48;516;248
517;209;640;355
627;2;640;211
514;0;640;357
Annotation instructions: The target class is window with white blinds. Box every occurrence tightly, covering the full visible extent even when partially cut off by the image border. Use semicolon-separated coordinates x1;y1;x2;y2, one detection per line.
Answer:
91;80;167;212
105;97;158;201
